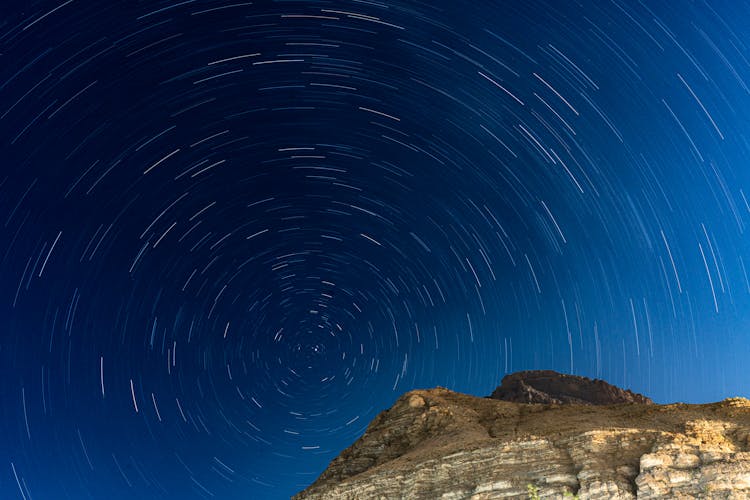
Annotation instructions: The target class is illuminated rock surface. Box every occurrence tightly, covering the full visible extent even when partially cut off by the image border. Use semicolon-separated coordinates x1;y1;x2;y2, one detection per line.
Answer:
295;373;750;499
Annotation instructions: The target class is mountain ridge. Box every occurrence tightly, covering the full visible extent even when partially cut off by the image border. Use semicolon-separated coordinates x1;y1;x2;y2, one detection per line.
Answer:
294;371;750;499
488;370;653;405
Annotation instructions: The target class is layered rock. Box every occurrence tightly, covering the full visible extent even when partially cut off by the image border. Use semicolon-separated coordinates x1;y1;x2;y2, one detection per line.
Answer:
295;373;750;499
488;370;653;405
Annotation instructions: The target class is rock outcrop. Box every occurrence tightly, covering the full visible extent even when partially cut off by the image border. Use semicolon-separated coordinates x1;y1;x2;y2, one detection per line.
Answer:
294;372;750;499
488;370;653;405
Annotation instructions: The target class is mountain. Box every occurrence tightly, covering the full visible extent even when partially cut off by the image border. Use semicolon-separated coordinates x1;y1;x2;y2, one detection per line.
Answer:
294;371;750;499
488;370;653;405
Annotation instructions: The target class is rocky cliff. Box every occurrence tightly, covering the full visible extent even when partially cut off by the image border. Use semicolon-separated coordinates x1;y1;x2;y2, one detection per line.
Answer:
488;370;653;405
294;372;750;499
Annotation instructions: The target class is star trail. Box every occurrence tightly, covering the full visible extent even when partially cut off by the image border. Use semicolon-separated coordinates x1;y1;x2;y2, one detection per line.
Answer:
2;1;750;498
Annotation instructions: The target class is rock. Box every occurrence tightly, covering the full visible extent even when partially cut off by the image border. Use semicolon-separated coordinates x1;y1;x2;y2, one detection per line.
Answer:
294;372;750;499
488;370;653;405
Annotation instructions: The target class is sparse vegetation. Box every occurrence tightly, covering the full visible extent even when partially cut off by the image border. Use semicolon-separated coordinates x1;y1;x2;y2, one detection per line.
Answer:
526;483;540;500
526;483;579;499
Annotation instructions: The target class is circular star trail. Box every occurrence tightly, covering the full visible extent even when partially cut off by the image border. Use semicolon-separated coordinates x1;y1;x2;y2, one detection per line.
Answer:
2;1;750;498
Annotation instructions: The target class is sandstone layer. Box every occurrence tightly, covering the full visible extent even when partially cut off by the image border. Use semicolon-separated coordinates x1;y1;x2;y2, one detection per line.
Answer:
295;382;750;499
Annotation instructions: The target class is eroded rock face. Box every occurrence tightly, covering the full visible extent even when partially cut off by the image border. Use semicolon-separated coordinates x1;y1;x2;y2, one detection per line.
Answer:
294;373;750;500
488;370;653;405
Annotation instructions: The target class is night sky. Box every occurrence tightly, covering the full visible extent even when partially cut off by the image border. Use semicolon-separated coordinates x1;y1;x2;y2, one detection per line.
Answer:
2;0;750;498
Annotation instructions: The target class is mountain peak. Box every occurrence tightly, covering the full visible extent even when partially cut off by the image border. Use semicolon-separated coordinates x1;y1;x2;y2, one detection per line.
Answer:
295;372;750;499
488;370;653;405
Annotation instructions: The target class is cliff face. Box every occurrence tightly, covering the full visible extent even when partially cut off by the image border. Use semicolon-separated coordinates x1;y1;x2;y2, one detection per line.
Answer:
294;374;750;499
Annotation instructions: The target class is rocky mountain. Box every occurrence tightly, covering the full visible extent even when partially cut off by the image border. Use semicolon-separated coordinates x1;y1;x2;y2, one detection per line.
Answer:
488;370;653;405
294;371;750;499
